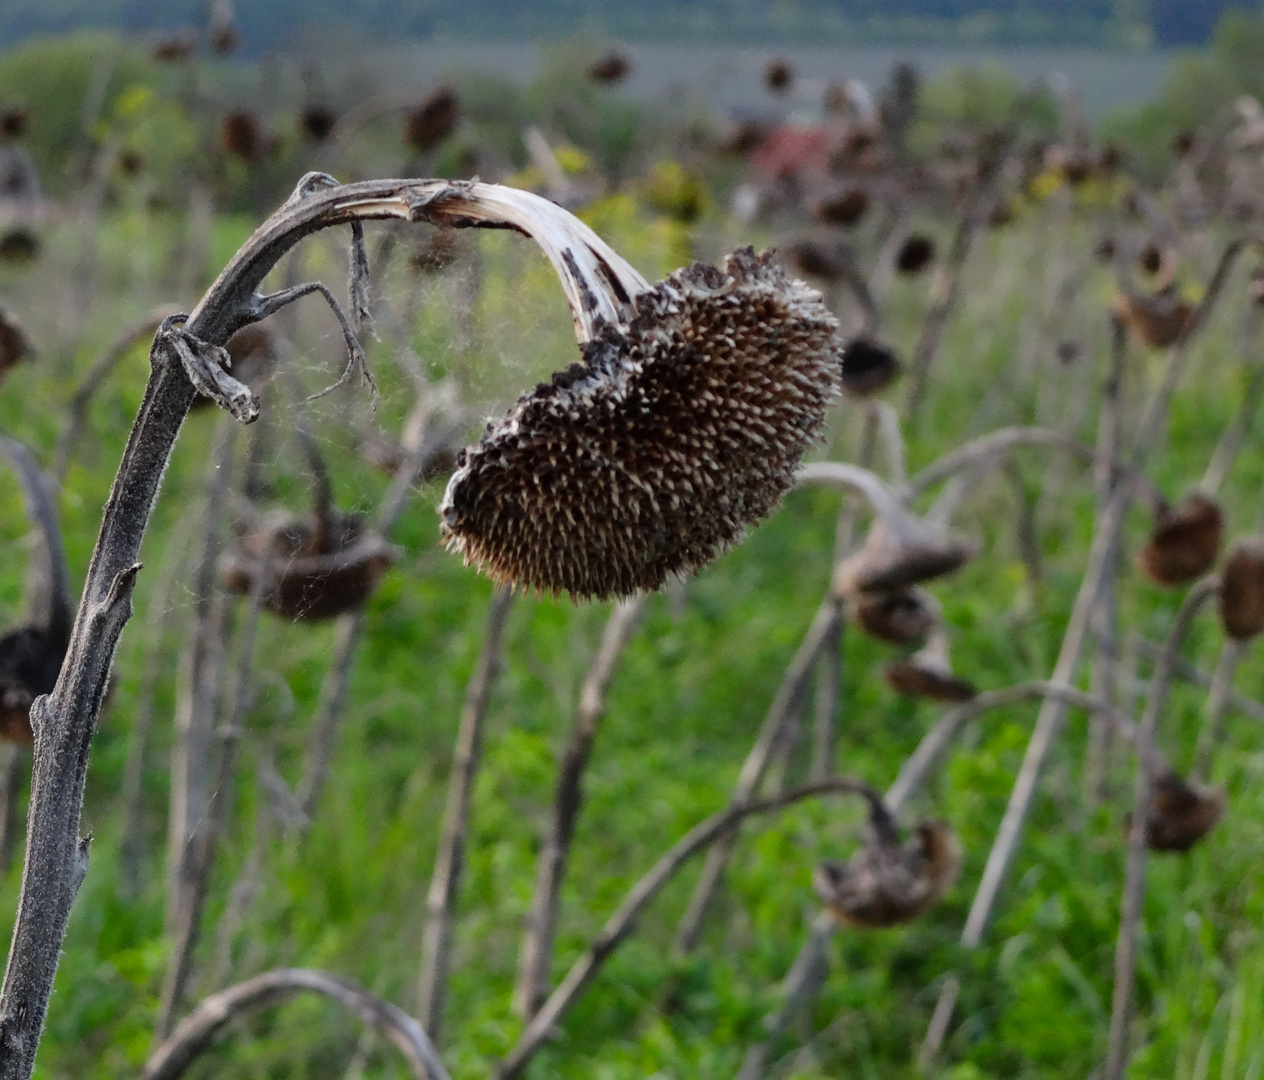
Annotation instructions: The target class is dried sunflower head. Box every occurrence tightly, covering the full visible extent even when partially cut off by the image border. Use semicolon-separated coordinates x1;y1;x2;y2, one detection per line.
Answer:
1220;536;1264;640
440;237;840;599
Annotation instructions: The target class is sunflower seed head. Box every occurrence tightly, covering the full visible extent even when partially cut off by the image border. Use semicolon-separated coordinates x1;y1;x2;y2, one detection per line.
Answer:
440;247;841;599
1220;536;1264;640
1138;491;1223;587
1142;772;1226;853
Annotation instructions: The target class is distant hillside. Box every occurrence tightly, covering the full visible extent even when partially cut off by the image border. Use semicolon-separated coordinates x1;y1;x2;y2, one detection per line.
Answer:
0;0;1245;48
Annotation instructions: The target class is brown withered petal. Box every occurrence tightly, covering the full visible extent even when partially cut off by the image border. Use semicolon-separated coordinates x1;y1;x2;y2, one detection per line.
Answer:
1142;772;1226;852
152;30;196;63
764;58;793;94
885;657;976;703
404;87;459;153
0;107;28;140
300;105;337;143
784;238;853;283
839;338;902;397
0;227;39;264
221;511;399;620
814;187;869;226
221;110;263;164
1114;287;1196;349
814;818;961;929
895;234;935;274
716;118;769;156
588;50;631;84
1098;141;1124;172
209;21;239;53
1139;241;1166;277
852;589;934;645
1138;492;1223;587
439;248;840;599
0;307;35;373
1219;537;1264;639
837;535;973;594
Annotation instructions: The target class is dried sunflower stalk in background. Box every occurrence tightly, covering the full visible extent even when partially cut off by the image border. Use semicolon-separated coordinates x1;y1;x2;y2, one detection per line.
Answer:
439;230;841;599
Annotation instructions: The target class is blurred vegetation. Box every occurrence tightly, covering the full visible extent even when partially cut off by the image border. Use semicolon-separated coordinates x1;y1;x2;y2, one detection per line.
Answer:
0;0;1201;50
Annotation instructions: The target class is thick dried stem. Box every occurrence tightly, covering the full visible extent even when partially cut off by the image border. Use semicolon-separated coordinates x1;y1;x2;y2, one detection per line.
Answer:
140;968;449;1080
418;585;514;1040
1104;576;1220;1080
514;597;644;1018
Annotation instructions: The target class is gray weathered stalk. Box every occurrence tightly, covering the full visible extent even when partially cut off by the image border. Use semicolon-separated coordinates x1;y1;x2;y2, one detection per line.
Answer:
1;175;602;1080
419;585;515;1040
514;596;645;1018
1104;576;1221;1080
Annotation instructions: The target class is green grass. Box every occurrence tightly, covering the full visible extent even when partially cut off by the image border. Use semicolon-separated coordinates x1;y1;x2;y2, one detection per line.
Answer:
0;193;1263;1080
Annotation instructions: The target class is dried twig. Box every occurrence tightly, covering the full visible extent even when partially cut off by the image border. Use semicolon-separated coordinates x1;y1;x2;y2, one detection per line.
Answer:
673;597;840;956
1085;315;1128;806
1129;635;1264;726
735;910;836;1080
53;306;180;483
158;575;270;1038
497;777;879;1080
164;421;236;939
0;747;22;877
1192;638;1246;783
140;968;450;1080
1104;575;1220;1080
419;585;515;1040
514;597;645;1018
809;603;844;782
293;613;364;826
117;509;200;899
